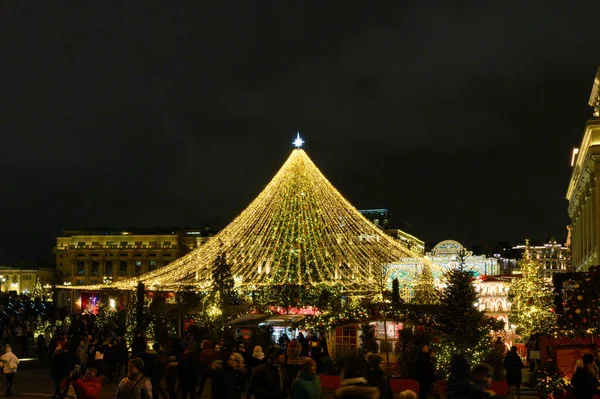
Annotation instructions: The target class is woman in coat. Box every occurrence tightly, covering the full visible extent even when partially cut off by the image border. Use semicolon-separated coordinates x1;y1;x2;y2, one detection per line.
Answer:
504;346;523;399
0;344;19;396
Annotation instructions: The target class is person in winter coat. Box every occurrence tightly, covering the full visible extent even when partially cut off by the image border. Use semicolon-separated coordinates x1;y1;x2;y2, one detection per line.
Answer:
212;353;239;399
292;357;322;399
198;340;219;397
232;352;247;395
131;332;147;359
115;358;153;399
250;346;265;375
0;345;19;396
445;354;490;399
248;345;290;399
140;343;167;399
76;340;89;376
571;354;600;399
71;365;103;399
416;344;435;399
51;345;71;398
367;355;392;399
503;346;523;399
286;340;302;379
178;344;198;399
166;356;178;399
335;358;379;399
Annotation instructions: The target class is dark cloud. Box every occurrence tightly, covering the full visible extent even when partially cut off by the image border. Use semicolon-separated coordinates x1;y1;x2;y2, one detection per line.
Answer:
1;2;598;264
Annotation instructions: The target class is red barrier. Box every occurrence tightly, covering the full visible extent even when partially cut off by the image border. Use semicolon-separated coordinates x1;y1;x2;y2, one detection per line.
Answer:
320;375;341;389
390;379;420;394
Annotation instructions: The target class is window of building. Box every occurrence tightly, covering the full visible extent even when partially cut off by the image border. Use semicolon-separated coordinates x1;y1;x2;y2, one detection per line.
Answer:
105;261;113;276
164;253;171;257
92;242;100;247
335;326;357;348
135;261;142;275
106;253;113;257
91;261;99;276
90;280;97;285
76;279;84;286
106;241;114;246
149;260;157;271
149;253;156;257
119;261;128;276
134;241;142;247
120;241;128;247
77;241;85;247
163;241;171;246
134;253;142;257
77;253;85;257
120;253;127;257
91;253;99;257
77;261;85;276
149;241;157;247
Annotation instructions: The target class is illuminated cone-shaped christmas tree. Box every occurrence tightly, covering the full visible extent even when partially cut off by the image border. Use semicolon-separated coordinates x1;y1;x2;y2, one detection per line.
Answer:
508;239;556;339
85;136;425;292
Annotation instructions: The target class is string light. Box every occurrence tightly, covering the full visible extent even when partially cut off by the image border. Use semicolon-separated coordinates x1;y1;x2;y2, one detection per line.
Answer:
508;239;556;340
66;147;429;292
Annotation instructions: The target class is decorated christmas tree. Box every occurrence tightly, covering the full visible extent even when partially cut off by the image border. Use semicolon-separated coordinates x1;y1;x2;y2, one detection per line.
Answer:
412;264;439;305
438;268;489;345
557;265;600;335
508;240;556;340
74;136;425;293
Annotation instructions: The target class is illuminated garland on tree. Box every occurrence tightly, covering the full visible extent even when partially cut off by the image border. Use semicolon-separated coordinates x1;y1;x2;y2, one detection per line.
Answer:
508;240;556;340
412;264;439;305
69;143;430;292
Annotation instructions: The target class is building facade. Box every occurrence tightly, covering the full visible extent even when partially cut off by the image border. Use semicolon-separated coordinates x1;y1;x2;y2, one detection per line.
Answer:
473;275;517;334
567;67;600;271
359;209;425;254
513;239;569;278
0;266;55;295
54;227;213;286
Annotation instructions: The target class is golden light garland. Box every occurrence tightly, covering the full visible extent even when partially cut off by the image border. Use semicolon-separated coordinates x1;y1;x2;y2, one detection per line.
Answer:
66;147;431;292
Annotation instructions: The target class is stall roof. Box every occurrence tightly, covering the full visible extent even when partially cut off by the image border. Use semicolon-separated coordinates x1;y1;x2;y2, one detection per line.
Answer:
226;313;309;327
262;314;308;326
226;314;271;327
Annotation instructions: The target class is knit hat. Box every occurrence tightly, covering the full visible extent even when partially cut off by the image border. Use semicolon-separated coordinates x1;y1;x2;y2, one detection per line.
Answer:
253;346;265;360
300;357;316;373
129;357;145;372
267;344;284;360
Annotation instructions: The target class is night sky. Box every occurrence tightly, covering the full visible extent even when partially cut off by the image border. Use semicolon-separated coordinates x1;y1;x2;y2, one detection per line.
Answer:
2;3;600;265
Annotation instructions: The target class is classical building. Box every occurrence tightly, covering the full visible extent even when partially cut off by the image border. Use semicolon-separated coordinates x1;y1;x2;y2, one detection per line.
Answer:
473;275;518;334
359;209;425;254
513;239;569;278
567;67;600;271
0;266;55;295
386;239;499;300
54;227;213;286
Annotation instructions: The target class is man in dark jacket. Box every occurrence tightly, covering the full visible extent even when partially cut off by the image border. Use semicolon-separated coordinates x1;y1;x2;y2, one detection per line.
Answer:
198;340;220;397
503;346;523;399
178;344;198;399
571;354;600;399
248;345;290;399
416;344;435;399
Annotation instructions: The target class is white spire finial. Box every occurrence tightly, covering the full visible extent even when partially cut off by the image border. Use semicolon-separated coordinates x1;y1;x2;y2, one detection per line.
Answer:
293;132;304;148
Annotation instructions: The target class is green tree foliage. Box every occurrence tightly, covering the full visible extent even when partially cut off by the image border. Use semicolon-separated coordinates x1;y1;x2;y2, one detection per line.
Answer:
438;269;491;345
392;278;401;306
508;241;556;340
359;323;379;354
412;264;439;305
